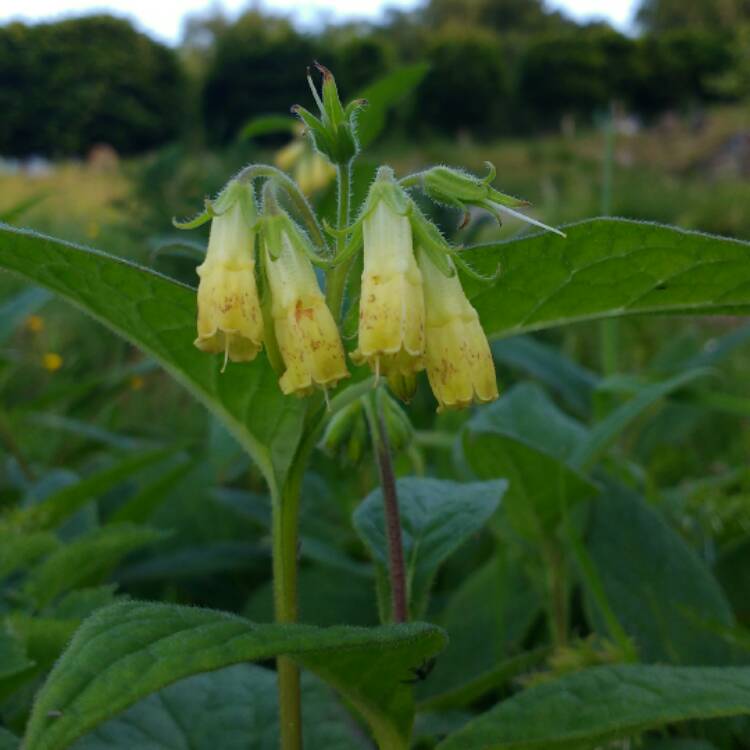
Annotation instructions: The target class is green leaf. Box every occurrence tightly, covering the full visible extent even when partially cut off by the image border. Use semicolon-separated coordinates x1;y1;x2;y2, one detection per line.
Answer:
22;524;166;608
71;665;368;750
436;664;750;750
6;448;178;531
23;600;447;750
0;728;19;750
355;63;429;148
491;336;599;416
0;225;306;491
464;384;597;540
0;628;34;680
586;485;735;665
570;368;713;471
353;478;505;616
463;219;750;339
0;531;58;580
418;551;544;711
110;461;192;524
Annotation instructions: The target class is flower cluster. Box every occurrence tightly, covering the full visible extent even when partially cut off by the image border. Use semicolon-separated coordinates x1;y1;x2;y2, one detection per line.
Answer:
350;167;498;410
178;178;347;397
177;66;564;410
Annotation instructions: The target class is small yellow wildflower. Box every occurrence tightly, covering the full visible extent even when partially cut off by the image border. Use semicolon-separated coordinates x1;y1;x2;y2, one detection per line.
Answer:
194;182;263;367
42;353;63;372
418;249;498;411
265;225;348;396
129;375;145;391
25;315;44;333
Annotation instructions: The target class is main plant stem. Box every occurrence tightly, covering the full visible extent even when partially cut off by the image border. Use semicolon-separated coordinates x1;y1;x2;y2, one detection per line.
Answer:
272;466;304;750
365;394;408;623
325;161;352;320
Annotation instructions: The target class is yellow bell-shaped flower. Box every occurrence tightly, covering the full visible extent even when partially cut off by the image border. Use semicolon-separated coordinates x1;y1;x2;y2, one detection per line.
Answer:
418;249;498;411
265;225;349;396
352;177;425;379
195;186;263;366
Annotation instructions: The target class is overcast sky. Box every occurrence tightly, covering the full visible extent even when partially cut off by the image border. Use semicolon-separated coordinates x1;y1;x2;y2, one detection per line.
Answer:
0;0;639;44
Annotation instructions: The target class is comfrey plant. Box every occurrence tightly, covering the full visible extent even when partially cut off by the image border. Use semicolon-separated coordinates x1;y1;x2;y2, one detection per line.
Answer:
8;62;750;750
179;65;562;410
174;63;563;748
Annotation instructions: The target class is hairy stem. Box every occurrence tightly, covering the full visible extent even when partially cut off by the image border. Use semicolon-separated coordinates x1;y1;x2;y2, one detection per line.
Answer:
325;161;352;321
365;393;408;623
543;540;568;649
272;471;303;750
236;163;327;249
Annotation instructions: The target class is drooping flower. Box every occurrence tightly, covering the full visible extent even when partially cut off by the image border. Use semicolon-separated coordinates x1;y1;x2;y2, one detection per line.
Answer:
263;215;348;396
351;168;425;379
417;248;498;411
193;181;263;367
275;124;335;196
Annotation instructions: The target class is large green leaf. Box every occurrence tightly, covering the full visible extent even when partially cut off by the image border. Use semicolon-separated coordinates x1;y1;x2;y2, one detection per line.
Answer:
464;219;750;339
72;665;368;750
437;664;750;750
0;225;306;491
586;485;735;665
23;600;446;750
464;384;597;541
0;728;18;750
417;550;544;711
22;524;166;608
0;628;34;680
491;335;599;416
353;478;505;616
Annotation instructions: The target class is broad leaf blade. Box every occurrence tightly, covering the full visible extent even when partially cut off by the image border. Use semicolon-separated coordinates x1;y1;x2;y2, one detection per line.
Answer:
23;601;446;750
464;219;750;339
586;485;735;665
72;665;368;750
0;226;306;490
437;664;750;750
571;368;713;470
353;478;505;616
464;384;597;540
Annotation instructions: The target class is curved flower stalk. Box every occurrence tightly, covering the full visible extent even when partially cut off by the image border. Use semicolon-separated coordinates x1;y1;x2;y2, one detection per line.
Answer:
262;213;349;396
418;248;498;411
179;180;263;368
351;167;426;381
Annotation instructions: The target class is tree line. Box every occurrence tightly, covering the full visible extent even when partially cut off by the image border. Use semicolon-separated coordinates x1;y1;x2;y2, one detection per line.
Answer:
1;0;748;157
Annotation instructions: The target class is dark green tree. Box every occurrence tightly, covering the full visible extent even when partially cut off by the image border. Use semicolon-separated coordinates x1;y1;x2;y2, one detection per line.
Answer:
201;11;318;144
0;15;184;157
414;28;510;136
636;0;750;33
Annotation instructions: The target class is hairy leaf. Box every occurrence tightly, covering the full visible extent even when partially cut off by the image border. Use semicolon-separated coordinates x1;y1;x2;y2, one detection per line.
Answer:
0;226;306;491
23;601;446;750
438;664;750;750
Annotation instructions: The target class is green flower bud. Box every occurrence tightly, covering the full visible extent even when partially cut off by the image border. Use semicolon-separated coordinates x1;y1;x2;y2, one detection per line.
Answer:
292;63;366;166
420;164;565;237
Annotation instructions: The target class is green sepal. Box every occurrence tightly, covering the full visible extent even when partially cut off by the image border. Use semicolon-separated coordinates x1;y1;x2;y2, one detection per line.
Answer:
331;222;364;268
285;216;334;270
451;249;502;284
421;163;531;213
315;61;345;130
410;207;456;278
256;237;285;377
172;207;212;231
